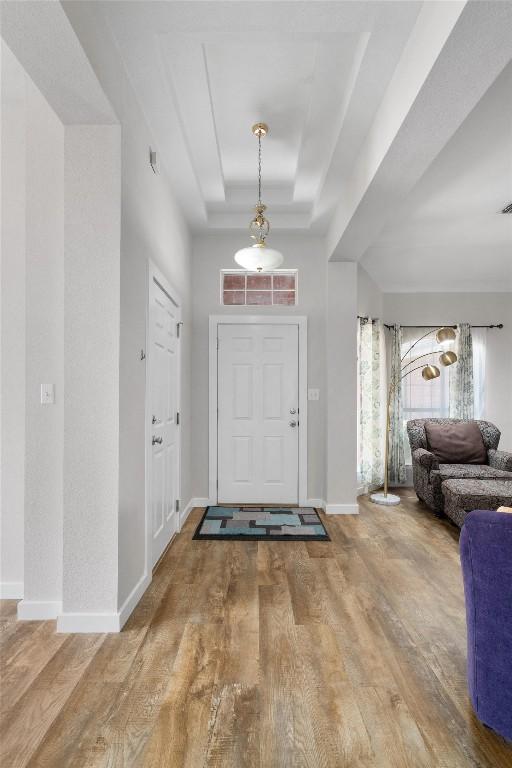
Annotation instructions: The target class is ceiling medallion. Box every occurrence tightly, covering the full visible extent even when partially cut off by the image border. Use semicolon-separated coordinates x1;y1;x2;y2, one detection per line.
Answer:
234;123;284;272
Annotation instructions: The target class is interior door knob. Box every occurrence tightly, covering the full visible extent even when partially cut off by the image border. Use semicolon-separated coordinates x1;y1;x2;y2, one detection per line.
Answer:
152;436;163;445
290;408;296;414
289;421;297;428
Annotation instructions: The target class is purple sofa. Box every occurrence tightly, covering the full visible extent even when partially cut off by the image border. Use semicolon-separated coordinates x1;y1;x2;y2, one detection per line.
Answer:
460;510;512;741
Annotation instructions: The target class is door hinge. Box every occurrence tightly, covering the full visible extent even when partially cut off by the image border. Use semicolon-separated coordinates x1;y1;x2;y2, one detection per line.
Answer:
177;321;183;338
176;411;180;425
176;499;180;512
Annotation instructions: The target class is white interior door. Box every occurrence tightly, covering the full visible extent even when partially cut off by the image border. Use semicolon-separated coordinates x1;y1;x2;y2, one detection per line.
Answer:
149;276;180;566
218;323;299;504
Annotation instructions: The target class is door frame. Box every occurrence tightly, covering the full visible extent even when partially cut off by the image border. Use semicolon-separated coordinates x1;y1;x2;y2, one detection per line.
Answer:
209;315;308;506
145;261;182;575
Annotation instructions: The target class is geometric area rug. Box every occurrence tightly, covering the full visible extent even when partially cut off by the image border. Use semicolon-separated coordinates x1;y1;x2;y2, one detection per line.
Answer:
193;506;330;541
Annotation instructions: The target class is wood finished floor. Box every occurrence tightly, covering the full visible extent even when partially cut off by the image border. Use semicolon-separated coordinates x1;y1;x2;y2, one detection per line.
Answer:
1;491;511;767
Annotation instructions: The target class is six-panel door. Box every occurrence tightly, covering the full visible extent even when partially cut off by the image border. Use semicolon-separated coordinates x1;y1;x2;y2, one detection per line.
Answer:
150;278;180;565
217;323;299;504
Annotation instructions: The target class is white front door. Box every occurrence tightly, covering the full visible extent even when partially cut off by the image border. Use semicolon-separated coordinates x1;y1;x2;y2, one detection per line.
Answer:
217;323;299;504
149;276;180;566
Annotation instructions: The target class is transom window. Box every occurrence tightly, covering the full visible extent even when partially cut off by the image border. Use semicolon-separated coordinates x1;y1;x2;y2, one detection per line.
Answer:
221;270;297;306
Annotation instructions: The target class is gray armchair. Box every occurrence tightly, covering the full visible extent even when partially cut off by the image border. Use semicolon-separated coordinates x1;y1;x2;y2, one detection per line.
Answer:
406;419;512;513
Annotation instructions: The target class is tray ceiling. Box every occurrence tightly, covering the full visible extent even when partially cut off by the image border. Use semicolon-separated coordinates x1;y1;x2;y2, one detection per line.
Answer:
96;0;422;232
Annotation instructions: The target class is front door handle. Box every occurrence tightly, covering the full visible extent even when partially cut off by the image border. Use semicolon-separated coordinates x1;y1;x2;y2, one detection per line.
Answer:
152;436;163;445
289;421;297;428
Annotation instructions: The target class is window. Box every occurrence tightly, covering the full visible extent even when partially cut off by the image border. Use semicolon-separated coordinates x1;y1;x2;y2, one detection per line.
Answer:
401;328;487;463
221;270;297;306
401;331;451;463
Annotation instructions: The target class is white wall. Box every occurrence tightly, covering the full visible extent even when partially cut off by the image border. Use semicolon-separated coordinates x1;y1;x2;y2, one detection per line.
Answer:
357;264;383;319
326;262;358;511
61;2;193;611
1;43;26;598
61;125;121;620
23;66;64;609
191;232;327;502
1;44;65;609
383;293;512;448
2;3;193;627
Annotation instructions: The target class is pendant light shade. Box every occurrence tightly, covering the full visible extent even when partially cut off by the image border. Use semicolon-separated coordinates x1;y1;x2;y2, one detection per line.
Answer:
234;243;284;272
234;123;283;272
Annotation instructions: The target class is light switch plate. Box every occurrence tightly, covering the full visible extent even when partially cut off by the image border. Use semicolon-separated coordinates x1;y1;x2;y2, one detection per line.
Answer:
308;388;320;401
41;383;55;405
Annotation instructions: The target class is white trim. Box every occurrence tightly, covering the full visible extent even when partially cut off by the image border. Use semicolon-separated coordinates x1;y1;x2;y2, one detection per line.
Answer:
326;503;360;515
306;498;325;510
181;497;210;526
0;582;24;599
146;260;182;577
18;600;62;620
209;315;308;506
118;572;151;630
57;611;121;634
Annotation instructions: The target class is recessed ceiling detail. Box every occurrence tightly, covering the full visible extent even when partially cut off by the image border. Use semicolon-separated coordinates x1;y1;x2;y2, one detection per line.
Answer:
97;0;422;232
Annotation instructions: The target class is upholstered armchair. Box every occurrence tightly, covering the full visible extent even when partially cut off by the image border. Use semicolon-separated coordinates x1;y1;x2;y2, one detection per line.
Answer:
407;419;512;513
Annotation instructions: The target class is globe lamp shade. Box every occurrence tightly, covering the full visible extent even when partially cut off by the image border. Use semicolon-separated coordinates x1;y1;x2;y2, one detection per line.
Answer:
422;364;441;381
439;350;457;367
234;243;284;272
436;326;457;346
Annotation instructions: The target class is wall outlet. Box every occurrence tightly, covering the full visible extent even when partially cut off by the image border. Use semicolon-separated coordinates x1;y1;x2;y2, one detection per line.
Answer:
308;388;320;401
41;383;55;405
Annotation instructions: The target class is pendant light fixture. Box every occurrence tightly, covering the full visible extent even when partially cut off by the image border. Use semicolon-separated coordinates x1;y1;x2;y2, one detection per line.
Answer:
234;123;284;272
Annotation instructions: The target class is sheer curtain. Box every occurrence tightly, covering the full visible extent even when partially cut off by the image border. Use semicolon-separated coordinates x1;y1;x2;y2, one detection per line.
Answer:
472;328;487;419
358;318;385;492
389;324;406;485
450;323;474;419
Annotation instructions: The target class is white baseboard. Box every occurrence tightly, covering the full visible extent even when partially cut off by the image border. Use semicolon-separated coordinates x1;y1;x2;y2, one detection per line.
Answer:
0;581;24;599
55;570;152;635
18;600;62;620
326;503;360;515
306;498;325;509
181;497;209;527
118;572;151;630
57;611;121;634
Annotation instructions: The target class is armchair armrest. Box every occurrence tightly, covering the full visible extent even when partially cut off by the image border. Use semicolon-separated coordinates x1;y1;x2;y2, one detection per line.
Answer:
488;448;512;472
412;448;439;472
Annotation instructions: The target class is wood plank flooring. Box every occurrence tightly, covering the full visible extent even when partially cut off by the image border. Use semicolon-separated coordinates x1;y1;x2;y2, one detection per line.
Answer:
1;491;511;767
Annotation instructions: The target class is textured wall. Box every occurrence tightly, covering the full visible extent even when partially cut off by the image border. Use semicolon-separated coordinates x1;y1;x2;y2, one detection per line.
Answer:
1;43;26;596
63;125;121;614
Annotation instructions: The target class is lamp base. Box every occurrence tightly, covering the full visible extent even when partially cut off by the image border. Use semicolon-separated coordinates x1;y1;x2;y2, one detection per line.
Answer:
370;492;401;506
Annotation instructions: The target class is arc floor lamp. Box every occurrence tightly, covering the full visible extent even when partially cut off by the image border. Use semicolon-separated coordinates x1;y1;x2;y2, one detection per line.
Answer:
371;326;458;506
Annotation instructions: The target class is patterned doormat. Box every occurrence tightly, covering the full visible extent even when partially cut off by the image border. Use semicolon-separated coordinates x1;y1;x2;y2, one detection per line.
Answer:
193;506;330;541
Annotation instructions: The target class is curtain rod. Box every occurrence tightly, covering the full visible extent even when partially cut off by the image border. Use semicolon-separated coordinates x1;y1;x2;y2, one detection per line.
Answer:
357;316;503;330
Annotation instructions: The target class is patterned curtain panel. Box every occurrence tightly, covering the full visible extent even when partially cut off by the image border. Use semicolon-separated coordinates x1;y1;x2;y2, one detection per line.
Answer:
450;322;474;419
389;324;406;485
359;319;384;491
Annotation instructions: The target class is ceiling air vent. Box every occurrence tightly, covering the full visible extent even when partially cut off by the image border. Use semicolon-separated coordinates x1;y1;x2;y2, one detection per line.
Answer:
500;202;512;213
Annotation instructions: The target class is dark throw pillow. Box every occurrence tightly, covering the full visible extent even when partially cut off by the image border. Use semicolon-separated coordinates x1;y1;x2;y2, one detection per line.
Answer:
425;421;487;464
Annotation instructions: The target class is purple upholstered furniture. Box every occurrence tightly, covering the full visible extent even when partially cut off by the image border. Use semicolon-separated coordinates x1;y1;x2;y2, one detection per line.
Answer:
460;510;512;741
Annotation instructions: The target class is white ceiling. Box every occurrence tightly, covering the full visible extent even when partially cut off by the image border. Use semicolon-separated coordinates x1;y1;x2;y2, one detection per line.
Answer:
93;0;422;232
362;60;512;292
58;0;511;293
